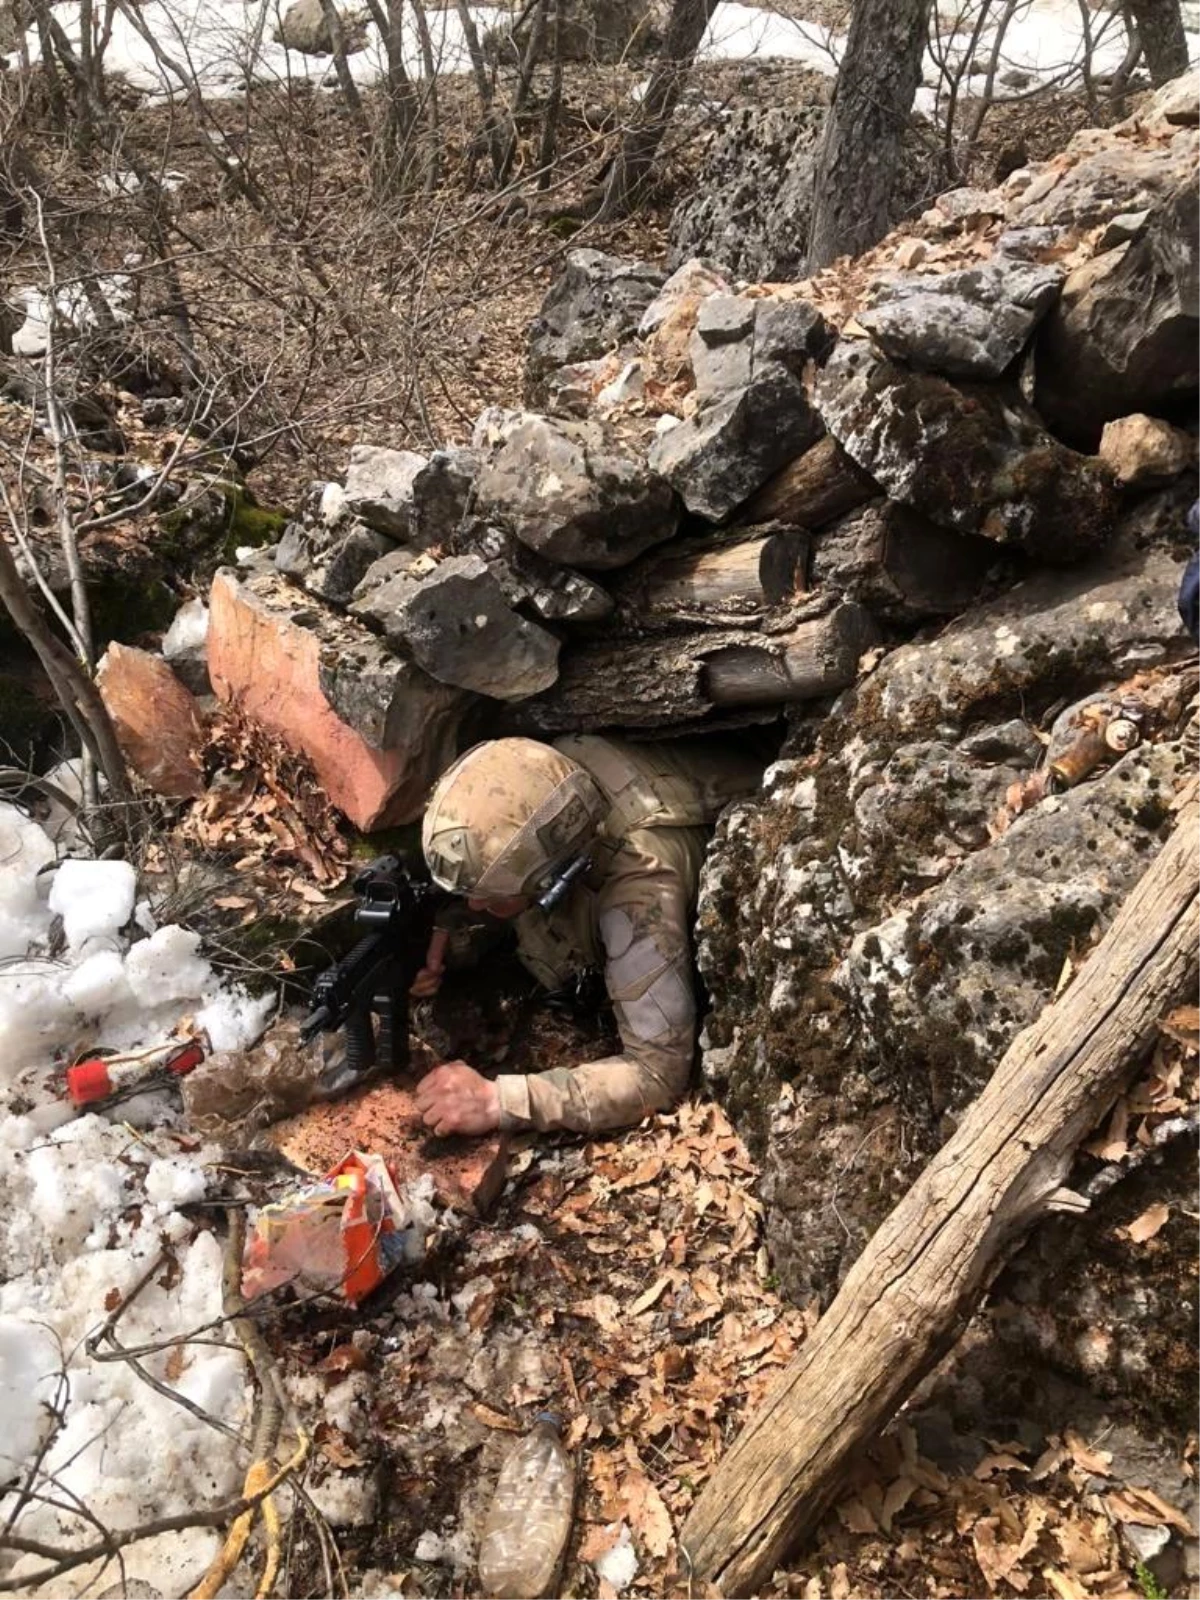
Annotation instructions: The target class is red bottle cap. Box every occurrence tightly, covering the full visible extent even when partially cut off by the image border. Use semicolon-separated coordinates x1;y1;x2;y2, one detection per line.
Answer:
67;1057;114;1106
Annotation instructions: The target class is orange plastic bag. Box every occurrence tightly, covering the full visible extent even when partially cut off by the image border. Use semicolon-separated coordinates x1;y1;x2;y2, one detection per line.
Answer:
241;1151;419;1304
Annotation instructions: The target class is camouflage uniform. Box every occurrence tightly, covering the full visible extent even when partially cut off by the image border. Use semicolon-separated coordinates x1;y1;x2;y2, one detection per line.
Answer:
422;735;760;1135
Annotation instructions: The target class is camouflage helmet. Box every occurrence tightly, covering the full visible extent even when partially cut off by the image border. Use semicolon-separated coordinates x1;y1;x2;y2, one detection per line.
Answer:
422;738;609;899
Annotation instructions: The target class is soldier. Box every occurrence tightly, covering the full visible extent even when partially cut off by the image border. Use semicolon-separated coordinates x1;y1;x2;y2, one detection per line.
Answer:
412;735;761;1138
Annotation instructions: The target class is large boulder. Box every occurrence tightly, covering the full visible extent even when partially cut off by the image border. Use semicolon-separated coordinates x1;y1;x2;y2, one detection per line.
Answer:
276;0;366;53
648;363;823;524
352;554;561;700
1034;183;1199;449
815;337;1118;559
473;413;678;570
97;644;206;800
207;567;467;829
696;544;1194;1307
524;251;665;407
857;260;1063;380
512;0;658;61
668;101;934;282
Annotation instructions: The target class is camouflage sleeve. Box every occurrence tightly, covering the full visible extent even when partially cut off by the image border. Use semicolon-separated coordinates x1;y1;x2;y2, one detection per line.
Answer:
494;837;700;1135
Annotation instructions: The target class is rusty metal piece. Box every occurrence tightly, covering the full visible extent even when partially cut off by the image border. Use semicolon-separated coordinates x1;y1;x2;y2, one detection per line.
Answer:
1049;727;1112;789
1104;716;1141;753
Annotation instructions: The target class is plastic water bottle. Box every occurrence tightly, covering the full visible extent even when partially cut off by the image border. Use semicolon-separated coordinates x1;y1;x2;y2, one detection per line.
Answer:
477;1412;575;1598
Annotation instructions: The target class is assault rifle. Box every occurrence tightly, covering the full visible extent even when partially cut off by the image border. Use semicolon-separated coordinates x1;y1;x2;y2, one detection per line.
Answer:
301;855;444;1096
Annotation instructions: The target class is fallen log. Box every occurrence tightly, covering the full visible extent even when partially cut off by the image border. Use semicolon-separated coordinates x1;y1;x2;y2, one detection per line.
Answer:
740;435;879;530
680;791;1199;1595
615;526;810;622
513;603;878;731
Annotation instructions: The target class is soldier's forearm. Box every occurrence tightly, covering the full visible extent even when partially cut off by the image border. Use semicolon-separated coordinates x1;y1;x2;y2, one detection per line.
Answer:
495;1045;692;1134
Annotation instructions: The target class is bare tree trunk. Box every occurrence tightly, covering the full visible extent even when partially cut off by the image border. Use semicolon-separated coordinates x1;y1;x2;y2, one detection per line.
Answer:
317;0;369;134
408;0;441;191
377;0;421;191
537;0;564;187
592;0;720;219
498;0;546;182
1126;0;1189;83
453;0;505;183
806;0;933;271
0;533;133;803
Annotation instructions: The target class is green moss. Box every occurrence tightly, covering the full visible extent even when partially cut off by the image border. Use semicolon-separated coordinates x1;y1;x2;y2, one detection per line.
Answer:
221;485;287;559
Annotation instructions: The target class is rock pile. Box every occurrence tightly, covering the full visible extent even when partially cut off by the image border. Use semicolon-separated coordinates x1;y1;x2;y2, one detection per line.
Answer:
187;75;1195;847
683;74;1199;1433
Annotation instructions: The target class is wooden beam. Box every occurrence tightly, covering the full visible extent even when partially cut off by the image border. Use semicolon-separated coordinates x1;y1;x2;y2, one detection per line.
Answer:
740;435;879;530
616;527;810;620
680;794;1199;1595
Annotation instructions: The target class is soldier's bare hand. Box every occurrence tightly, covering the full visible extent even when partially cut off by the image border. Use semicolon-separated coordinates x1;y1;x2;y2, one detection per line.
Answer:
410;928;450;998
415;1062;500;1137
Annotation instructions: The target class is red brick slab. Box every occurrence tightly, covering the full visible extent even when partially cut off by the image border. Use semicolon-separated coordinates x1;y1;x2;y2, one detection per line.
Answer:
264;1080;509;1216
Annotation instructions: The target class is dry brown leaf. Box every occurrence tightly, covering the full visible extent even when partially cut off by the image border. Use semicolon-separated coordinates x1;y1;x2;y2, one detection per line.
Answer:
622;1469;673;1558
829;1563;852;1600
1085;1099;1129;1162
580;1522;622;1564
611;1155;664;1191
469;1401;521;1432
836;1497;878;1535
879;1474;917;1534
975;1452;1029;1480
1064;1430;1113;1477
316;1344;369;1376
1105;1485;1196;1535
1053;1514;1114;1575
1123;1202;1170;1242
1043;1567;1089;1599
629;1275;673;1317
1160;1005;1200;1050
164;1345;187;1382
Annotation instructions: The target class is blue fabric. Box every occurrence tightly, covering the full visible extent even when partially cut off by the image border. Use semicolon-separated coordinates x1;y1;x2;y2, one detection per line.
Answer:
1180;543;1200;641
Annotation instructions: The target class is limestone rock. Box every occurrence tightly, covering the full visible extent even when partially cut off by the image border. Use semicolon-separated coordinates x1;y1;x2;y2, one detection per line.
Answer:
161;597;211;698
276;0;366;53
1100;413;1195;485
343;445;427;538
669;102;933;282
648;363;823;524
1007;124;1196;234
668;103;828;281
510;0;657;61
858;260;1063;379
694;544;1193;1305
1035;183;1199;448
639;259;731;339
524;251;665;407
1142;68;1200;128
473;413;678;569
411;447;478;547
97;643;205;800
308;524;394;607
752;297;835;375
689;296;755;398
815;338;1117;559
356;554;561;700
207;567;466;829
472;524;615;623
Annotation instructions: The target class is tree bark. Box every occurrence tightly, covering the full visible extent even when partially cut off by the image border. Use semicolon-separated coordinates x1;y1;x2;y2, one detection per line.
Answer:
515;603;878;731
680;794;1199;1595
740;436;879;531
1125;0;1189;84
806;0;933;271
0;530;133;803
617;529;811;620
592;0;720;219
